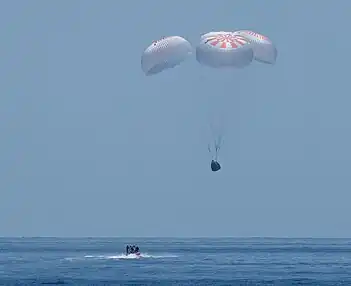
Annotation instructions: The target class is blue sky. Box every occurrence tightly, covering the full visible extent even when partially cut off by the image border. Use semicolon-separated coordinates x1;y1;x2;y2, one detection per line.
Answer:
0;0;350;237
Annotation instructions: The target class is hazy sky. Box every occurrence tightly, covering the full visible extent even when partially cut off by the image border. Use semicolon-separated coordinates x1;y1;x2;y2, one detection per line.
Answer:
1;0;350;237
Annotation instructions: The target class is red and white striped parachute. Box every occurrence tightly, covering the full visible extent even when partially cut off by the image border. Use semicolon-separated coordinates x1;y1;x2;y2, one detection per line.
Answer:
196;31;254;68
233;30;277;64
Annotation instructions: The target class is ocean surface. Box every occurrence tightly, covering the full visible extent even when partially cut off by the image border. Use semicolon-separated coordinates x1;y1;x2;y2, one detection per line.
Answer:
0;237;350;285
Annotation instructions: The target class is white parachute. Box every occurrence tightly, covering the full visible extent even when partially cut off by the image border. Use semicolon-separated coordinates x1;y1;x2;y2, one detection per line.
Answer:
196;31;254;69
233;30;277;65
141;36;193;76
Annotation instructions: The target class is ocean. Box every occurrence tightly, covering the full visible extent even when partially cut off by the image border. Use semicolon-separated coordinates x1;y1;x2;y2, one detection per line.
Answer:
0;237;350;285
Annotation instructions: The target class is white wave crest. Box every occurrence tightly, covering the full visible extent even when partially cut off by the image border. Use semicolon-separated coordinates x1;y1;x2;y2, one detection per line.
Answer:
65;252;177;261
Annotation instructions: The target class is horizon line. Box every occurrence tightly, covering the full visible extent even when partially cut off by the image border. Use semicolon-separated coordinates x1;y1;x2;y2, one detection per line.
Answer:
0;236;350;239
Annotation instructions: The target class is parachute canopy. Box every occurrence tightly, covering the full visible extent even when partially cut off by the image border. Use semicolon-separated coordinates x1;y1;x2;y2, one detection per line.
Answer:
233;30;277;64
200;31;228;41
141;36;193;76
196;31;254;68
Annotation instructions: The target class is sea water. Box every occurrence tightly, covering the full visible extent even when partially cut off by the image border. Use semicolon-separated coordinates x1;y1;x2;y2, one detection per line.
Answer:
0;237;350;285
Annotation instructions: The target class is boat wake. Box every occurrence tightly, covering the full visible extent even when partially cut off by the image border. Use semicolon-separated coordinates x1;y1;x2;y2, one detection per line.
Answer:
65;253;177;261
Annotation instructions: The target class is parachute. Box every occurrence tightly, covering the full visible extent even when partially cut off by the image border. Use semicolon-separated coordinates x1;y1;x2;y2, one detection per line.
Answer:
141;36;193;76
196;32;254;68
141;30;277;173
199;31;228;41
233;30;277;65
195;31;255;171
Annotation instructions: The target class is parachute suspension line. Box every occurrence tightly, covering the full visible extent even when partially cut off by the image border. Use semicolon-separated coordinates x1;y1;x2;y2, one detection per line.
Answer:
207;107;225;162
206;85;227;163
215;144;219;161
208;144;214;160
214;135;223;161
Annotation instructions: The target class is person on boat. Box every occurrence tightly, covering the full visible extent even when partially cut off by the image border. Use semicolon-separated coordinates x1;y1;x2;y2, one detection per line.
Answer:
130;245;135;254
126;245;130;255
135;246;140;253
